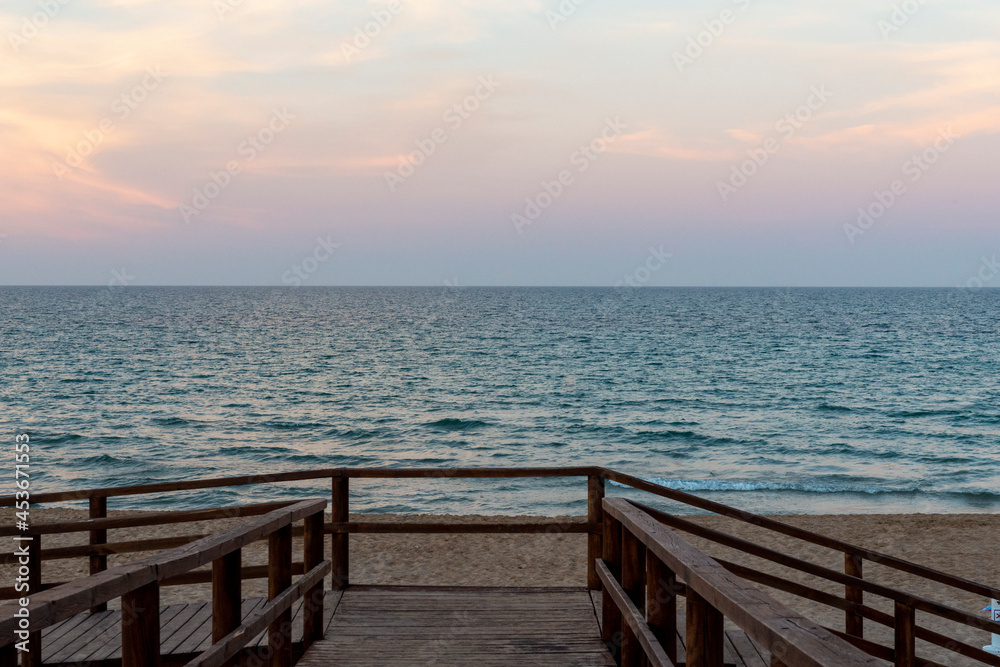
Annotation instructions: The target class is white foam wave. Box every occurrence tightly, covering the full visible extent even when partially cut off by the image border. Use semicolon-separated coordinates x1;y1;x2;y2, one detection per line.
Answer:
612;478;920;495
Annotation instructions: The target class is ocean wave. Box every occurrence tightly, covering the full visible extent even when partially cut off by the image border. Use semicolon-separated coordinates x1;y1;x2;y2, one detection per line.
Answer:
891;408;964;418
618;478;919;494
151;416;203;427
77;454;132;465
324;427;388;440
809;443;901;460
31;432;83;444
423;418;489;431
634;429;738;445
261;420;324;429
614;478;1000;500
816;403;855;413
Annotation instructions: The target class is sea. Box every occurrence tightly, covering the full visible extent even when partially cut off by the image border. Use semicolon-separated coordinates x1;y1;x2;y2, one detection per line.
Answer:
2;287;998;516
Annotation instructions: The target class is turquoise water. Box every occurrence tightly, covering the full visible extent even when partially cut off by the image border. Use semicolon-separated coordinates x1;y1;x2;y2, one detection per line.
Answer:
2;287;998;515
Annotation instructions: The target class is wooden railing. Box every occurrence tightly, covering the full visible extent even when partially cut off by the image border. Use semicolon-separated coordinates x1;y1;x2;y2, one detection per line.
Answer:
0;498;330;667
598;497;879;667
603;469;1000;667
0;467;602;595
1;466;998;667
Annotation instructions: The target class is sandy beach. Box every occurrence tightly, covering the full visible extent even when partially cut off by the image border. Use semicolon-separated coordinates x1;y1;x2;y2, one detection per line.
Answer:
3;509;996;664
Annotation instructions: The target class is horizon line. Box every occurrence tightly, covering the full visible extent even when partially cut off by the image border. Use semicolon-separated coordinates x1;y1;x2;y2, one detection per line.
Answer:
0;285;993;290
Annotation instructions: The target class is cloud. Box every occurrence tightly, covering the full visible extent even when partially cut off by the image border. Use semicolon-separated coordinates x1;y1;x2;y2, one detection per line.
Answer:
1;0;998;285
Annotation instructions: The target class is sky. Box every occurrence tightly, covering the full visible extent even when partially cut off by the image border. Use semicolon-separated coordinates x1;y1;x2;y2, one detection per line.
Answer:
0;0;998;286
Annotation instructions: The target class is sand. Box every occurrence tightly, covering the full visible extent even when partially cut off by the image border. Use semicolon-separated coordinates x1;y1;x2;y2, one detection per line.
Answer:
3;510;997;664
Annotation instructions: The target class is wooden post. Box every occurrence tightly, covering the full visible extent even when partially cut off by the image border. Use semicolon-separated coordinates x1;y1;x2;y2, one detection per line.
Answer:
212;548;241;667
686;590;724;667
894;602;915;667
22;534;41;667
0;643;16;667
620;529;644;667
121;580;160;667
268;524;293;667
331;475;349;590
647;551;677;665
845;554;864;639
89;496;108;613
302;509;325;646
587;475;605;591
601;514;623;662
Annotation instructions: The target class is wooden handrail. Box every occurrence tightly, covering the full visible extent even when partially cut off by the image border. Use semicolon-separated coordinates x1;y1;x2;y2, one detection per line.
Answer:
601;497;880;667
5;464;993;598
0;500;299;537
185;560;330;667
0;519;593;565
632;500;1000;637
0;498;325;649
3;464;994;597
601;468;1000;601
715;558;1000;667
595;560;671;667
0;466;600;505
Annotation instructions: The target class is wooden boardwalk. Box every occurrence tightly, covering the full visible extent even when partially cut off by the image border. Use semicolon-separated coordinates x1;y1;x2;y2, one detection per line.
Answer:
5;467;988;667
38;590;343;665
301;586;614;667
34;586;772;666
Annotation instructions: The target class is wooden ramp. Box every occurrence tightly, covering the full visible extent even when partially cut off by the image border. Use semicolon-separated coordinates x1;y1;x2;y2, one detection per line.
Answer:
299;586;616;667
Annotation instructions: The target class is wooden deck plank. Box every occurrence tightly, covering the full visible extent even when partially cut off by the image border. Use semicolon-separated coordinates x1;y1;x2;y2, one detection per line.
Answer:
43;611;115;661
51;610;125;664
324;589;344;634
193;596;266;652
38;588;768;667
51;603;186;664
242;590;342;649
249;596;304;649
156;601;205;651
167;602;216;655
300;587;615;667
727;629;769;667
40;612;90;643
748;635;772;664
